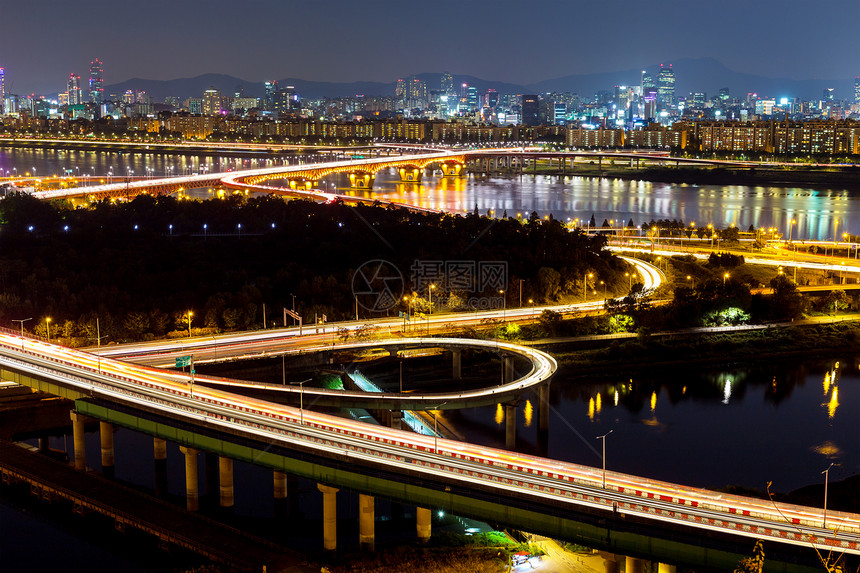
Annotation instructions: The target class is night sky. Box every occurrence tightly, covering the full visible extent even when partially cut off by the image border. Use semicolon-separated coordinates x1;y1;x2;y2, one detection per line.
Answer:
1;0;858;95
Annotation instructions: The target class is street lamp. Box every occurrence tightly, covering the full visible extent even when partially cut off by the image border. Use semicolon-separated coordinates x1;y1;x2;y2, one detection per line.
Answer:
45;317;51;342
294;379;310;425
723;272;730;285
12;318;32;349
822;463;835;528
499;289;506;321
600;280;606;300
788;219;796;244
597;429;614;489
187;311;193;338
583;273;593;302
428;284;436;314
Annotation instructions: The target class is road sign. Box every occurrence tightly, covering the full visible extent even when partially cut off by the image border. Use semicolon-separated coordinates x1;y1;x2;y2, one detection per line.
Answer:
284;308;300;321
175;355;191;368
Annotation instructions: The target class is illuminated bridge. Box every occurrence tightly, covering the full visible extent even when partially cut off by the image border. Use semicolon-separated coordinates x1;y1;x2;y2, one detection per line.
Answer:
1;331;858;572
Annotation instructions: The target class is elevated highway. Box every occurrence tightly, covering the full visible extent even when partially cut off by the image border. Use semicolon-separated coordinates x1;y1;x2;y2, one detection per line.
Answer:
1;331;859;570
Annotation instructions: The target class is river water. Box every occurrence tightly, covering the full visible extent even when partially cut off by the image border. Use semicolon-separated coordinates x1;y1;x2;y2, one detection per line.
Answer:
1;146;857;241
1;147;859;566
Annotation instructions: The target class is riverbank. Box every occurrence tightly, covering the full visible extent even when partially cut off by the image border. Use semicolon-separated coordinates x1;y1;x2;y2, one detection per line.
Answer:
490;163;860;190
533;318;860;378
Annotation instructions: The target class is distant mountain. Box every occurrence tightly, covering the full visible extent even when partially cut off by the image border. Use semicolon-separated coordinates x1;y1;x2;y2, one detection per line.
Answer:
102;60;855;104
526;58;855;101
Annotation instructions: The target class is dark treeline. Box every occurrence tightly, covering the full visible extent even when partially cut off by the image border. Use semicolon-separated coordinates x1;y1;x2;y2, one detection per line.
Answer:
0;193;623;344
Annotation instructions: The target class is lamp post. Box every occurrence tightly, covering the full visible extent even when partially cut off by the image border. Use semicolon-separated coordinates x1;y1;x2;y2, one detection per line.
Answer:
583;273;593;302
499;289;506;321
187;311;193;338
822;463;835;528
600;280;606;300
12;318;32;349
428;283;436;315
597;429;614;489
788;219;796;244
45;317;51;342
723;272;730;285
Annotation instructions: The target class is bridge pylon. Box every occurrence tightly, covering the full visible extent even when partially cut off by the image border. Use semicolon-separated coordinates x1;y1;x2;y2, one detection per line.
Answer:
397;165;423;182
440;160;466;177
348;171;375;189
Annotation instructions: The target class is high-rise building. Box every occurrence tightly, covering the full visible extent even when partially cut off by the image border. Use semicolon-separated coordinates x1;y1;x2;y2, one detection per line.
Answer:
486;89;499;108
855;77;860;104
521;94;539;126
274;86;300;117
67;73;82;105
441;72;454;96
264;81;278;110
203;87;222;115
466;86;478;111
0;67;5;100
408;77;427;101
89;58;104;104
656;64;675;108
641;71;655;93
395;78;407;99
823;88;835;102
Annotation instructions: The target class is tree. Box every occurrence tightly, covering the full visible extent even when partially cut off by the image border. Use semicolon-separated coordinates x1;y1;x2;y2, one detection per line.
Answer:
537;267;561;301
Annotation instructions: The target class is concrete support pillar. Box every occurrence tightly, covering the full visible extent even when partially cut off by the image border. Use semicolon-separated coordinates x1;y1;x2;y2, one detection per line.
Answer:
359;494;375;552
99;421;114;469
274;471;288;500
599;552;619;573
70;411;86;471
153;437;168;498
452;349;462;380
153;437;167;460
538;383;551;432
503;355;514;384
626;556;645;573
505;403;517;450
179;446;200;511
389;410;403;431
416;506;431;542
317;484;339;551
38;437;50;452
219;456;234;508
657;564;677;573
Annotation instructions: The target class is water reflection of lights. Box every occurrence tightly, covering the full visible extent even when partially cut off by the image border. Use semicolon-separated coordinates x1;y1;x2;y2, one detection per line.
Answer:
494;403;504;425
523;400;533;427
587;397;595;421
813;440;843;459
613;390;619;406
827;386;839;419
595;392;602;414
722;377;732;404
650;391;657;412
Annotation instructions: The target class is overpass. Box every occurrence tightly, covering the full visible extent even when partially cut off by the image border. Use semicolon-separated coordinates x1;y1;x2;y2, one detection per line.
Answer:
1;332;858;572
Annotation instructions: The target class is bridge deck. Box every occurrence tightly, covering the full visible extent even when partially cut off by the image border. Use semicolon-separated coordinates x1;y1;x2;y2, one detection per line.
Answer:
0;440;303;572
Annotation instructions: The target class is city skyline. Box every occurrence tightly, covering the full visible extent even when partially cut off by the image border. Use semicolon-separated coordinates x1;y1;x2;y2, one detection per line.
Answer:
1;0;858;96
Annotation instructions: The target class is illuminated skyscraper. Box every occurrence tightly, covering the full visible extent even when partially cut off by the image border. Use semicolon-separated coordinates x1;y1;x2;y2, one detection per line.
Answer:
67;73;82;105
441;72;454;96
0;67;5;99
466;86;477;111
521;94;539;126
395;78;406;99
89;58;104;104
640;70;655;94
855;77;860;104
656;64;675;108
203;87;222;115
264;80;278;110
822;88;834;101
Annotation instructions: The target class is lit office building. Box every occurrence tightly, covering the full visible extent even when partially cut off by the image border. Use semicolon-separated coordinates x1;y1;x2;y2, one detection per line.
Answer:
441;72;454;96
521;94;539;126
89;58;104;104
656;64;675;108
203;87;222;115
67;73;82;105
